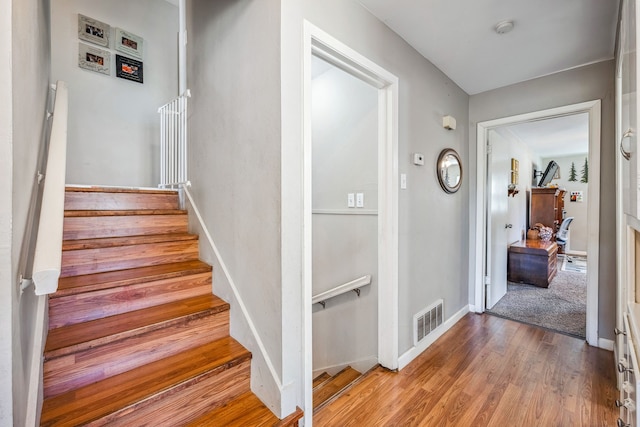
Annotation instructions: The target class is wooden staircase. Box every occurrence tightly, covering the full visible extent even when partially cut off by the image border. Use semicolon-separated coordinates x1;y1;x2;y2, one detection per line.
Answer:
40;186;303;426
312;366;362;412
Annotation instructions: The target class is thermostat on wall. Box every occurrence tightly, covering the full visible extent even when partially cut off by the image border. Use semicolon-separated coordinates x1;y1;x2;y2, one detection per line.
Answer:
413;153;425;166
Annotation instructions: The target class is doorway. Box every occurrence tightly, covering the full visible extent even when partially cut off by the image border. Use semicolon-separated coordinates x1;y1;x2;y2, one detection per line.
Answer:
473;100;601;346
309;53;379;397
302;22;399;424
484;114;591;338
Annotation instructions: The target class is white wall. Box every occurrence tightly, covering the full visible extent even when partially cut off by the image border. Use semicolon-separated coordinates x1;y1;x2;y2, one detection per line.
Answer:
311;58;378;374
469;60;616;340
292;0;470;363
541;154;590;252
493;128;536;244
51;0;178;187
0;0;13;422
8;0;52;424
186;0;285;415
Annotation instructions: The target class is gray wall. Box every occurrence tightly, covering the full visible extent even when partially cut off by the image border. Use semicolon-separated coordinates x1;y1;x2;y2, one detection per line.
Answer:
469;60;616;340
287;0;471;359
7;0;52;424
51;0;178;187
311;58;378;374
186;0;285;414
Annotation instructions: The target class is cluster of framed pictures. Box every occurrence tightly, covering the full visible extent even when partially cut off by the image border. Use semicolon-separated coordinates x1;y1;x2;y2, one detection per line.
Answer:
77;14;144;84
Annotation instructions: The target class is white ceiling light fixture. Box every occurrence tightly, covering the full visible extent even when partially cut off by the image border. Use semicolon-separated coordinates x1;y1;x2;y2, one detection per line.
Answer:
494;20;515;35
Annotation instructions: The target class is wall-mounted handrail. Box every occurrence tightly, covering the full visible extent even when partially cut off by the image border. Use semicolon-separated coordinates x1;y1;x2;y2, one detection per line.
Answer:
312;275;371;308
31;81;68;295
158;91;190;188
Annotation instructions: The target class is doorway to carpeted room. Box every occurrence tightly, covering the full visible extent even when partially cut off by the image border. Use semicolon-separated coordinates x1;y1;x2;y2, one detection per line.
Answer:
487;255;586;338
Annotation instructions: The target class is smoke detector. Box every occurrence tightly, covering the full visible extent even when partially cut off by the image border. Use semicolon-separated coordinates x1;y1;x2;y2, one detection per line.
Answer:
494;20;515;35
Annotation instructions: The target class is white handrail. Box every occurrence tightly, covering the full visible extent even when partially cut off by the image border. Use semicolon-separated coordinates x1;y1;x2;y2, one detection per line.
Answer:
312;275;372;306
32;81;68;296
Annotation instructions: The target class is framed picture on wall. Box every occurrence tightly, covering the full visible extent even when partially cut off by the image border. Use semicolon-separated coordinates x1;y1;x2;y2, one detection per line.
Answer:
78;43;110;75
115;28;143;59
115;54;144;84
78;14;110;48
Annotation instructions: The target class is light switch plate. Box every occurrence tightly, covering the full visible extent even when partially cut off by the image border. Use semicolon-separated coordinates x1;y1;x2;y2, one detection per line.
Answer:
356;193;364;208
347;193;355;208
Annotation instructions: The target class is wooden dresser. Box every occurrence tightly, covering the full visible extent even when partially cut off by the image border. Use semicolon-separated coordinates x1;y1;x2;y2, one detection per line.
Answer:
507;240;558;288
530;187;566;230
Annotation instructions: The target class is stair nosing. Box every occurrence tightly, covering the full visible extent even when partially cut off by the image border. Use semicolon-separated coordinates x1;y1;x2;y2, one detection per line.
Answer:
41;337;251;427
62;233;198;251
65;186;179;195
64;209;187;217
44;295;229;359
53;261;212;298
312;374;332;392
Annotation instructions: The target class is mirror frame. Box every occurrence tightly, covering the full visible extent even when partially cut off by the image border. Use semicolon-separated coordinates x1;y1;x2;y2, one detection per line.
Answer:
437;148;463;194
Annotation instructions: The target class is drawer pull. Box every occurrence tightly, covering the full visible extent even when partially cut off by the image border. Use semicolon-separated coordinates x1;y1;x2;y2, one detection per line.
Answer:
618;417;630;427
619;360;633;373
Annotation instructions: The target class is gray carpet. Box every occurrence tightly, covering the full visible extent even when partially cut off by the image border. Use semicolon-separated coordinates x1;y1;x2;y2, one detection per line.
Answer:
487;266;587;338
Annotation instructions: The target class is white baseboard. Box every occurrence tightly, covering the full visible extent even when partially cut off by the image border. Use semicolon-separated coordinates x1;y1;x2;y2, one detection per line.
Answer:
398;304;470;370
565;250;587;256
468;304;482;314
598;337;614;351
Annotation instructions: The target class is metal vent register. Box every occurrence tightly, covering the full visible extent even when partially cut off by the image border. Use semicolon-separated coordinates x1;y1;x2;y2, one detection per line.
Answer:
414;300;443;345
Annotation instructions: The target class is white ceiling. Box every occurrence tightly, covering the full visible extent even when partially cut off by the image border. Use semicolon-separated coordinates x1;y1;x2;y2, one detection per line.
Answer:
497;113;589;158
358;0;619;95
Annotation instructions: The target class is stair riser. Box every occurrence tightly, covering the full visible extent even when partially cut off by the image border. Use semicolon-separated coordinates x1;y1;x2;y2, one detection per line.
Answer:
49;273;212;329
61;240;200;277
65;191;179;211
44;312;230;398
63;214;188;240
92;360;251;427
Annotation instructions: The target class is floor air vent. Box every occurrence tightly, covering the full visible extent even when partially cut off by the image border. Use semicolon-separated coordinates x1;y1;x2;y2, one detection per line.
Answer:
414;299;443;345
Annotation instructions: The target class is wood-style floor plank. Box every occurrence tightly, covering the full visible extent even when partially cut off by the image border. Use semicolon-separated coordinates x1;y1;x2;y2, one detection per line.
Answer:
40;337;251;427
65;189;179;211
45;294;229;357
63;212;188;240
315;313;618;426
54;260;212;297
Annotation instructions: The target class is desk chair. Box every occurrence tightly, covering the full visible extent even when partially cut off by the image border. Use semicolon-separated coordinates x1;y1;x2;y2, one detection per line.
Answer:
556;217;574;260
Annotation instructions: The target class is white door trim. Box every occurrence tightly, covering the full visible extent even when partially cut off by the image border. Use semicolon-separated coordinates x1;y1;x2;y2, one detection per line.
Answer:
302;21;399;424
473;100;601;347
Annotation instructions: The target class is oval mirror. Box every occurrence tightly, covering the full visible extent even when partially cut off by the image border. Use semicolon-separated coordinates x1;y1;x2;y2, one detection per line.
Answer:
437;148;462;194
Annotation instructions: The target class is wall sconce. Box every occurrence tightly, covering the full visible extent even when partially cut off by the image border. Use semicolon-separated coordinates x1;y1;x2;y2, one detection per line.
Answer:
442;115;456;130
508;158;519;197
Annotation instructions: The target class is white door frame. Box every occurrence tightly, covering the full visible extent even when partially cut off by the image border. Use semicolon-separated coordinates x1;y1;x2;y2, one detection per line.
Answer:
302;21;399;423
473;100;601;347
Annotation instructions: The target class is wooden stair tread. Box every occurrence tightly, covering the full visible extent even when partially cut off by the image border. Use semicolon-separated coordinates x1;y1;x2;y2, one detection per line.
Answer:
64;209;186;217
62;233;197;250
55;260;212;297
41;337;250;427
44;294;228;357
65;186;179;195
313;372;331;390
187;391;303;427
313;367;361;410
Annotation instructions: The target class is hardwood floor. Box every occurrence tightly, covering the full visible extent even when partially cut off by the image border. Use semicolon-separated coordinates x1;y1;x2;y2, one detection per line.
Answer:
315;313;618;426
